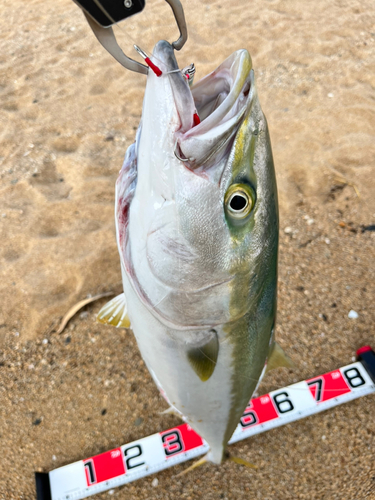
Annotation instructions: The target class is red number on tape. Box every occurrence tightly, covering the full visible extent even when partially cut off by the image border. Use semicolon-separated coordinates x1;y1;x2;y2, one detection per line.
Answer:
307;370;350;403
240;394;279;429
83;447;125;486
160;424;203;458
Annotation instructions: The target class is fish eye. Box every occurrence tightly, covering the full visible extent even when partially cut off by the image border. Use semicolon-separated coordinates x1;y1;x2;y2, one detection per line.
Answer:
225;184;255;219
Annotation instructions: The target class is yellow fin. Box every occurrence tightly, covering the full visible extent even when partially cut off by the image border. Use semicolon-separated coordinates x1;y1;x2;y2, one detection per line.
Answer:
187;333;219;382
97;293;130;328
266;341;295;373
228;455;257;469
176;455;209;477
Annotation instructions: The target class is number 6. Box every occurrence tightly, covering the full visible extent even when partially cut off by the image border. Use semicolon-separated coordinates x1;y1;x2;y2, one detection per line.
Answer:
273;391;294;414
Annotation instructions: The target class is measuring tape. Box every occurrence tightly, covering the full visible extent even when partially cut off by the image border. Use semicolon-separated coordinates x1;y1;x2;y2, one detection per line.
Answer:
35;346;375;500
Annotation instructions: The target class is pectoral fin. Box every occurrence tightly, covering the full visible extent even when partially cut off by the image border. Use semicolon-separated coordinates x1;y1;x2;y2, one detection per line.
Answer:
266;341;295;373
97;293;131;328
187;332;219;382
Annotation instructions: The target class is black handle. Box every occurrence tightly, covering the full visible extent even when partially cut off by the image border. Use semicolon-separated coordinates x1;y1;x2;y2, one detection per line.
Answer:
356;346;375;383
72;0;146;28
35;472;52;500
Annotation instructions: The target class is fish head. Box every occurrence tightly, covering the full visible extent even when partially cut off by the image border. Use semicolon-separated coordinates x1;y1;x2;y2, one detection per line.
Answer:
119;40;278;328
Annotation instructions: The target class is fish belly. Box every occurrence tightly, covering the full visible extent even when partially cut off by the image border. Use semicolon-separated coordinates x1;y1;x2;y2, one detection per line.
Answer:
122;274;236;463
123;272;272;464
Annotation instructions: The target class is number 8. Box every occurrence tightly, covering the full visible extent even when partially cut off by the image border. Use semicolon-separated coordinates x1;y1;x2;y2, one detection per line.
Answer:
343;367;365;388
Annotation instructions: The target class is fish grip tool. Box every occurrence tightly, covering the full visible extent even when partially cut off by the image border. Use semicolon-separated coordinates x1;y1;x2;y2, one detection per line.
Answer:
35;346;375;500
71;0;188;74
73;0;146;28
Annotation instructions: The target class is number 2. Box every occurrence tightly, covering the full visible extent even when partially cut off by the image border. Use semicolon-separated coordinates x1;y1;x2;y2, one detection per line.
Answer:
123;445;145;470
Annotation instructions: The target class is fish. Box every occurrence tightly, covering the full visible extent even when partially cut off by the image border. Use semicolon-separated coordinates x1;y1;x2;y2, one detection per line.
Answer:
98;40;292;464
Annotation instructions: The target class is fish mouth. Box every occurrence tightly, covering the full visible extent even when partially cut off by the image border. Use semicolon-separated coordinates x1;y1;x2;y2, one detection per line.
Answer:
153;41;254;169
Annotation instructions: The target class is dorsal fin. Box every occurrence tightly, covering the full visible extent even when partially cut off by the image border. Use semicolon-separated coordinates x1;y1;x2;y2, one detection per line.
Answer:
97;293;131;328
266;341;295;373
187;331;219;382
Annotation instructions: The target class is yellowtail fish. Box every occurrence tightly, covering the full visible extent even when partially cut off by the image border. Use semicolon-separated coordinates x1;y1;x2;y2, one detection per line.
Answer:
98;40;292;464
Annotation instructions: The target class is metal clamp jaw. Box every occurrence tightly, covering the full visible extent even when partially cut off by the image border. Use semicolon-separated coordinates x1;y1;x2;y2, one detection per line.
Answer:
82;0;188;75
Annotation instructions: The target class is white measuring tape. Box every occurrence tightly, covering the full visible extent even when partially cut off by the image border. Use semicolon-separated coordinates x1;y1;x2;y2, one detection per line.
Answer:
35;348;375;500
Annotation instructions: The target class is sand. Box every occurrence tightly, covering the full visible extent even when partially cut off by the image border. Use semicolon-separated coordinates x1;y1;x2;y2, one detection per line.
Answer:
0;0;375;497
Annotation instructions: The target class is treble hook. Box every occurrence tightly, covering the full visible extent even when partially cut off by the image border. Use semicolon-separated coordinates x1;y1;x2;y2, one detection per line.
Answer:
82;0;188;75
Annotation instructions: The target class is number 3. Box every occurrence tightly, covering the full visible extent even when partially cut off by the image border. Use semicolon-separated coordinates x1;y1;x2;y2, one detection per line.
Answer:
162;430;184;456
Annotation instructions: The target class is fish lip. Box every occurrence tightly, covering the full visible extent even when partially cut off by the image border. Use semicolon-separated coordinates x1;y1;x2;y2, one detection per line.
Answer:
152;42;253;169
153;40;196;133
172;50;253;169
189;49;252;133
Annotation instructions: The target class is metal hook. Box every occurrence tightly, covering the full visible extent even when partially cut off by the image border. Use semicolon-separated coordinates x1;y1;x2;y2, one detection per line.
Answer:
84;12;148;75
174;139;196;163
164;0;188;51
83;0;188;75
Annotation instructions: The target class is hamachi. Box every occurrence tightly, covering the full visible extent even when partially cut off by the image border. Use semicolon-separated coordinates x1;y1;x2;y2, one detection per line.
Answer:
98;40;291;464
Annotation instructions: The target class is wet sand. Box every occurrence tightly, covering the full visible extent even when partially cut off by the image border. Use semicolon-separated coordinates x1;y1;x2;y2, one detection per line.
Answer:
0;0;374;498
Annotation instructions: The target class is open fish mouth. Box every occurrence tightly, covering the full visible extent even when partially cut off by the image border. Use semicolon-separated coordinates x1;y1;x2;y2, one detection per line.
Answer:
153;41;254;169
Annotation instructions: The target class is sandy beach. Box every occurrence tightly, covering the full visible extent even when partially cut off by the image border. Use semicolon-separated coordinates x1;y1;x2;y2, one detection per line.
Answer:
1;0;374;498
